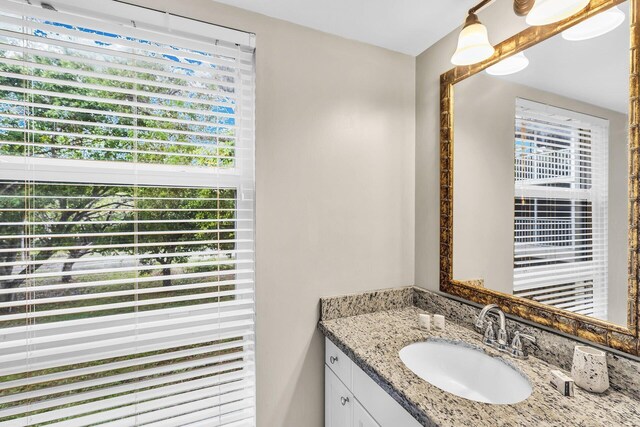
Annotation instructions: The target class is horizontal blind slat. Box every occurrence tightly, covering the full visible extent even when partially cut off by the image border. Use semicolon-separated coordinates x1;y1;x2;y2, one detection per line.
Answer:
0;71;239;109
0;321;255;376
20;375;254;427
0;84;236;119
0;24;250;73
0;0;255;55
0;340;253;391
0;359;254;422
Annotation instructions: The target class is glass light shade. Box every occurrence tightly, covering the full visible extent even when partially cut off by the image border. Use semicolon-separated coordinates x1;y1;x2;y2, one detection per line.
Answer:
561;6;625;40
451;22;495;66
526;0;590;26
486;52;530;75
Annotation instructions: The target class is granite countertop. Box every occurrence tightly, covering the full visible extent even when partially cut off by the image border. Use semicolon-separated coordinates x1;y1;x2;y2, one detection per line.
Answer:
319;307;640;427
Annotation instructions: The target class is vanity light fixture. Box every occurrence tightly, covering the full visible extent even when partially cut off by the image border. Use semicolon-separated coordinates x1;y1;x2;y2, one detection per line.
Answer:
451;0;591;66
561;5;625;40
486;52;529;75
451;12;495;66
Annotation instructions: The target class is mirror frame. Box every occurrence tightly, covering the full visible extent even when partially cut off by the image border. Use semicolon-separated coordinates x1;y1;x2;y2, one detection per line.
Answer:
440;0;640;355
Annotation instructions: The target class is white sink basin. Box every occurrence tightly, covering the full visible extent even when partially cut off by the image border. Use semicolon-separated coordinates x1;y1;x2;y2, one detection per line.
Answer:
399;340;532;404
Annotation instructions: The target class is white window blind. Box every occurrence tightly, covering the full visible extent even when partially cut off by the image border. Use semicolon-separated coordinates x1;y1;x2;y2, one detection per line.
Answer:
514;98;608;320
0;0;255;425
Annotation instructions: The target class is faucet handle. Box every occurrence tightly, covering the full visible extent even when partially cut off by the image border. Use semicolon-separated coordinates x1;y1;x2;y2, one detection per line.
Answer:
474;315;485;332
496;326;508;347
482;319;496;345
510;331;536;359
514;332;536;345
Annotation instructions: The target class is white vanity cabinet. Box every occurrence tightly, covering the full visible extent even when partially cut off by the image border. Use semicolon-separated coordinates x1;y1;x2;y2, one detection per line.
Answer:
324;338;421;427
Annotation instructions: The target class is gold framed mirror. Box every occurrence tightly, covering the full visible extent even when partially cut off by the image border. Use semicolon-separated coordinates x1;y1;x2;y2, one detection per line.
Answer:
440;0;640;355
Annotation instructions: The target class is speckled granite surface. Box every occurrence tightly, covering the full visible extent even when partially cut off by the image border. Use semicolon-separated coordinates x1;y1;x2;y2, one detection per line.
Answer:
319;307;640;427
320;286;413;321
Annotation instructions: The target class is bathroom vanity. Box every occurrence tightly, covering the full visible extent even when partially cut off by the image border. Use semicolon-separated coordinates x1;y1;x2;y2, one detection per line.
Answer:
319;287;640;427
325;338;420;427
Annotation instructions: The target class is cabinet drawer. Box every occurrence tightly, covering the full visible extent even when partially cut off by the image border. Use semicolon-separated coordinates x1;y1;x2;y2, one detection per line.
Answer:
325;366;354;427
325;338;352;388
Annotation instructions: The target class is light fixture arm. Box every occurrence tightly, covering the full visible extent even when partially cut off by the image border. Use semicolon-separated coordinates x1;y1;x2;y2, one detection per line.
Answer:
468;0;536;17
469;0;496;16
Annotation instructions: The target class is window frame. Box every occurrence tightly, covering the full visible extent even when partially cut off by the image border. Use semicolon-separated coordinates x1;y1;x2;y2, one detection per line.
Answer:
0;0;256;424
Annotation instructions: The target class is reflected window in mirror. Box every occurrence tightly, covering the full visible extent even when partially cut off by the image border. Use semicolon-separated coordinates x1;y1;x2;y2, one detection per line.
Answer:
513;99;609;320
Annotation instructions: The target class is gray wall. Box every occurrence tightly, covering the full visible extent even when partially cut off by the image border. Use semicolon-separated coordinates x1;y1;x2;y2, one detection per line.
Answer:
122;1;416;426
452;74;628;325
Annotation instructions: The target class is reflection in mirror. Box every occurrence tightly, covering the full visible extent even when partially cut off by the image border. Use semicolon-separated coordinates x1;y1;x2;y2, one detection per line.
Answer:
452;1;630;326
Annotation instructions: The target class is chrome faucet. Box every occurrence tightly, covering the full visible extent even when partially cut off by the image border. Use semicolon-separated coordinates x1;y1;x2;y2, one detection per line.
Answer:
475;304;508;349
475;304;537;359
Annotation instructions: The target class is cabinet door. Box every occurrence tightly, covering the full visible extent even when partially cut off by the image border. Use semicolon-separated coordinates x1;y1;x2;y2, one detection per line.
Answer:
353;400;380;427
325;366;353;427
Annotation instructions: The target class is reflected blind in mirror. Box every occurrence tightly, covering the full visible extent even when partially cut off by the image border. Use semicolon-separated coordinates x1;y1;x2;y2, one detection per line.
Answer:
0;0;256;425
514;98;608;320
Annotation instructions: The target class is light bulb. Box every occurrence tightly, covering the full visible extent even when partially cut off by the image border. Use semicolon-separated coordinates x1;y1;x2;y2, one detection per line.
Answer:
562;6;625;40
526;0;590;26
486;52;529;75
451;14;495;66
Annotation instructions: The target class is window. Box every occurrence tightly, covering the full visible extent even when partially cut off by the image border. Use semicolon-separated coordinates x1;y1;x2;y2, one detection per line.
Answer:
514;98;608;319
0;0;255;425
